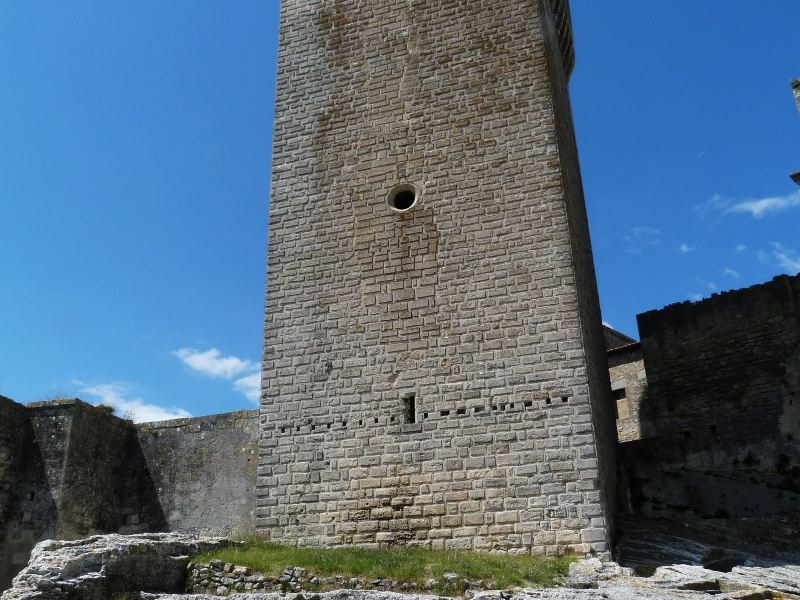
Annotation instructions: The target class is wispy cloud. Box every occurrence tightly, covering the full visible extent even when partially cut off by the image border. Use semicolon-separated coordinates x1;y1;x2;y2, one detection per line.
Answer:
173;346;261;405
723;267;740;279
624;226;662;253
694;194;729;221
688;277;720;302
727;190;800;218
678;243;695;254
773;243;800;273
80;382;191;423
625;226;662;245
735;244;747;253
696;190;800;220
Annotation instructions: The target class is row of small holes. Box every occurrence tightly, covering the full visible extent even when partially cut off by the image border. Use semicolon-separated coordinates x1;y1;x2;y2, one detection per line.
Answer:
275;396;570;434
422;397;569;420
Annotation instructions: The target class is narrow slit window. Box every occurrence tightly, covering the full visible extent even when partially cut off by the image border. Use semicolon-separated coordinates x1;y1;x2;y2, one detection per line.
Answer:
403;393;417;424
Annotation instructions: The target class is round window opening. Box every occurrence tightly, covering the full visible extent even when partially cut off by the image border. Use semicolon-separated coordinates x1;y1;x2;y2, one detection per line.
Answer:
387;184;418;212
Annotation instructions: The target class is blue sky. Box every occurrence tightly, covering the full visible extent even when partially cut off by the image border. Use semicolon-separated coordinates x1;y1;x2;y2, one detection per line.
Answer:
1;2;798;420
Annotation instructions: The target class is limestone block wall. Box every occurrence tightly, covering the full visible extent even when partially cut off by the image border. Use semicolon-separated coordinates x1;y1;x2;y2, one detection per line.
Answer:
623;274;800;518
136;410;259;537
537;0;617;531
606;346;650;443
259;0;615;555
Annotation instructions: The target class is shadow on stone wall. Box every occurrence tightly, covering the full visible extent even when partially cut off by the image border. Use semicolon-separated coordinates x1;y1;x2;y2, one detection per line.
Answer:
0;398;255;592
1;418;57;591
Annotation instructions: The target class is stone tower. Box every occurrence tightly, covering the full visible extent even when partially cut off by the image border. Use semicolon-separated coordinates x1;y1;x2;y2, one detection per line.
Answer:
258;0;616;555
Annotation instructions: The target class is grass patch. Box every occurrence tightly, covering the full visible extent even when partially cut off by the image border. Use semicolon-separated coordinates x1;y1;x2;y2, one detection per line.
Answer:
193;542;574;591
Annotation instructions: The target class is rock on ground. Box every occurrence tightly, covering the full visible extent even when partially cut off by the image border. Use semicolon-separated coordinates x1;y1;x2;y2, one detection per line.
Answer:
1;532;227;600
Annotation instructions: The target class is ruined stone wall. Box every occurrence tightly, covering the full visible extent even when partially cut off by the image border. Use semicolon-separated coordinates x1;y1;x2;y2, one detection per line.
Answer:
55;402;137;538
0;399;255;591
2;401;75;590
136;410;259;537
623;274;800;518
259;0;614;555
606;346;650;443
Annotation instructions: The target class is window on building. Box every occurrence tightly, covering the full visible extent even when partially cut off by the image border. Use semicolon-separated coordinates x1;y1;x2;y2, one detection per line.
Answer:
612;387;629;419
402;393;416;424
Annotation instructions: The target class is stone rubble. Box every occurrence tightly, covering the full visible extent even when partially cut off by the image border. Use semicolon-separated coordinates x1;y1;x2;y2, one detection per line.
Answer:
2;533;800;600
187;560;496;596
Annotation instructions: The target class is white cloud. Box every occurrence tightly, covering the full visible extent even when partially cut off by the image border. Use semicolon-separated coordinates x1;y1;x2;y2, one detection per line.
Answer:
625;226;662;253
173;346;261;404
694;194;730;220
602;320;614;329
678;243;694;254
735;245;747;253
80;383;191;423
625;226;662;245
723;267;740;279
173;348;256;379
696;190;800;220
727;190;800;218
234;372;261;404
707;281;718;292
773;243;800;273
689;293;704;301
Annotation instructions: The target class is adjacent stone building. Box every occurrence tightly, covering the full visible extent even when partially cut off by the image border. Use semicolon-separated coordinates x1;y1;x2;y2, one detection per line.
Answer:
256;0;617;555
616;274;800;519
603;328;649;444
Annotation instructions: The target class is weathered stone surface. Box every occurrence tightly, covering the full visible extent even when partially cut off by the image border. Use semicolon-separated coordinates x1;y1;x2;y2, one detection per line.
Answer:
605;342;649;444
135;410;259;537
0;397;258;591
259;0;616;556
616;516;800;574
0;396;28;590
147;567;800;600
622;274;800;520
147;593;449;600
4;532;800;600
1;532;227;600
